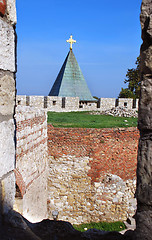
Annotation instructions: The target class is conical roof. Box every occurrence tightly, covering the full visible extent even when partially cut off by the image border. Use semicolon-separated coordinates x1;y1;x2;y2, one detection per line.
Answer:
48;49;94;101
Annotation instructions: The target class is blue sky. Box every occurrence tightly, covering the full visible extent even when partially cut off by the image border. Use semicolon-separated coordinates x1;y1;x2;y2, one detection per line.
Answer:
16;0;142;98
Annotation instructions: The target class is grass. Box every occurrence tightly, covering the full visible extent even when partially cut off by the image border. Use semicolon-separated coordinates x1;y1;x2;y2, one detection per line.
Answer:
47;111;137;128
73;221;126;232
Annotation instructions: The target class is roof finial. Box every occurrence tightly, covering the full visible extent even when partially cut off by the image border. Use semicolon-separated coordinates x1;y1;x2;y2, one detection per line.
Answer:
66;35;76;50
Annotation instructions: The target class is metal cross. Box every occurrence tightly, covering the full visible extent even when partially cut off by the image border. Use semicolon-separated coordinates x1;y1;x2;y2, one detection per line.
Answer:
66;35;76;50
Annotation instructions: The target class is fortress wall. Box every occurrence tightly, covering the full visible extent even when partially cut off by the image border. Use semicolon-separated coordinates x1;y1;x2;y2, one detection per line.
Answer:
117;98;133;109
16;95;26;106
15;106;48;223
79;101;97;111
99;98;116;111
64;97;79;111
17;95;139;112
0;0;16;222
47;126;139;224
30;96;44;108
47;96;63;111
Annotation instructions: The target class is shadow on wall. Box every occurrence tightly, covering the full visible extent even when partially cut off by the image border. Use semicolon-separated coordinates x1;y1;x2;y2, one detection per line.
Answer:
14;184;23;215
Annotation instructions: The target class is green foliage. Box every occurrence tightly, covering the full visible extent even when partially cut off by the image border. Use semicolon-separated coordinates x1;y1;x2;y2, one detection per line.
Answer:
47;111;137;128
73;221;126;232
119;57;140;99
118;88;135;98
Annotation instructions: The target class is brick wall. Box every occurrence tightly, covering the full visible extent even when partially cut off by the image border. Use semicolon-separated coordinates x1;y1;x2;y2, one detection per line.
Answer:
47;126;139;224
15;106;48;223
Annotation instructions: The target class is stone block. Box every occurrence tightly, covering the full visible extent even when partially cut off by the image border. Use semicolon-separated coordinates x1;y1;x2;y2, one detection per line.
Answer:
0;181;2;225
1;171;15;214
138;74;152;130
140;47;152;74
30;96;44;108
0;119;15;178
137;138;152;206
100;98;116;111
23;171;48;223
0;73;15;116
6;0;17;24
0;18;15;72
135;210;152;239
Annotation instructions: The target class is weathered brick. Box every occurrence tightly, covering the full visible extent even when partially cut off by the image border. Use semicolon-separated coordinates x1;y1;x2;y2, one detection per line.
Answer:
47;126;139;223
48;126;139;181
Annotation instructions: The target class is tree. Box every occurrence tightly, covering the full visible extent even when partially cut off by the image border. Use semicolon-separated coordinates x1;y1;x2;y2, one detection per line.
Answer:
118;88;135;98
118;57;140;99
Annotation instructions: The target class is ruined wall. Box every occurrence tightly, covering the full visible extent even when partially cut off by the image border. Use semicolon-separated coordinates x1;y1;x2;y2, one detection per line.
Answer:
79;101;97;111
15;106;48;223
17;95;139;112
47;126;139;224
0;0;16;223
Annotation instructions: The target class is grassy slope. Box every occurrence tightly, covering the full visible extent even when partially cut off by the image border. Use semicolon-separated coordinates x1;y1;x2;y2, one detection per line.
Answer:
47;111;137;128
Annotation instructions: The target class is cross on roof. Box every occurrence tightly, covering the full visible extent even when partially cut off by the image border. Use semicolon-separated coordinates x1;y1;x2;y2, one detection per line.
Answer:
66;35;76;50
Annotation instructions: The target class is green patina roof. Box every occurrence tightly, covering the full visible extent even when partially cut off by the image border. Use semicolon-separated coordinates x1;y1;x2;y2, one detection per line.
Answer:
48;50;94;101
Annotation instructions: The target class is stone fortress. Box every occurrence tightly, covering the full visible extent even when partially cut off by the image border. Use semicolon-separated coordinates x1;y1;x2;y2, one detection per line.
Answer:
14;36;139;225
0;0;152;239
2;6;139;225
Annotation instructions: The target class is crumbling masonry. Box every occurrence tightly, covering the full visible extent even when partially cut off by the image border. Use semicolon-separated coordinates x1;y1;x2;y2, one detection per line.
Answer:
0;0;16;223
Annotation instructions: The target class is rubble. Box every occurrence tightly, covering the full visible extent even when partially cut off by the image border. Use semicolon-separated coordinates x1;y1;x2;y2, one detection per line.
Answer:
90;107;138;118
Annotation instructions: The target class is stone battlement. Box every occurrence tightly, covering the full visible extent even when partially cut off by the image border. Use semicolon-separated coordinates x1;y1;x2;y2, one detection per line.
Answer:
16;95;139;112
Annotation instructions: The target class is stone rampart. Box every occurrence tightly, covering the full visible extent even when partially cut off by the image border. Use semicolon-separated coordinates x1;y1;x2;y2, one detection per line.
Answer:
0;0;16;224
47;126;139;224
99;98;116;111
15;106;48;223
17;95;139;112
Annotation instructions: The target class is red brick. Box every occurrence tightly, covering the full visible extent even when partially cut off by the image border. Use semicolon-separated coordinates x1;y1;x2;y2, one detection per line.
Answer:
48;126;139;182
0;0;6;16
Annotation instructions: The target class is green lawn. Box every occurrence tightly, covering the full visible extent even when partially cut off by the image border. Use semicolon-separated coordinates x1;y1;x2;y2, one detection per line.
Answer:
73;221;126;232
47;111;137;128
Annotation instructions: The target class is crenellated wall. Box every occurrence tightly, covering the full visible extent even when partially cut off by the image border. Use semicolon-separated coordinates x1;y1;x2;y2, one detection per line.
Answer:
14;106;48;223
16;95;139;112
47;126;139;224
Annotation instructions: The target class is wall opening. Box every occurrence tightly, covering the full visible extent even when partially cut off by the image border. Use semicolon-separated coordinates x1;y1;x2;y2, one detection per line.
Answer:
97;99;100;108
44;96;47;108
133;99;136;109
13;184;23;215
62;98;65;108
26;96;30;106
115;99;119;107
53;100;56;106
124;102;127;108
